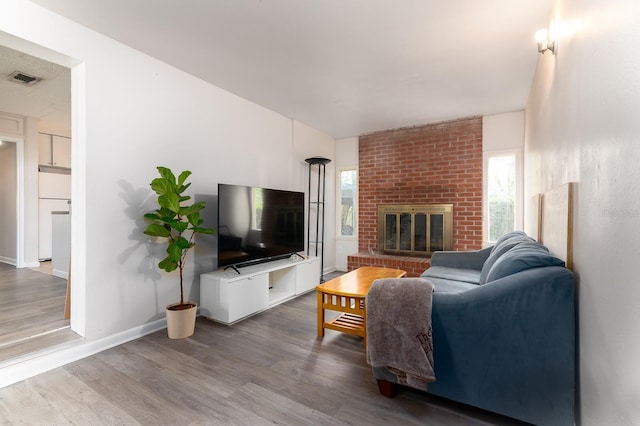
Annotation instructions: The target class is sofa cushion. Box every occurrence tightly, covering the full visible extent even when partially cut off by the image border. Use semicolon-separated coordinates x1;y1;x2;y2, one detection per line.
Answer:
422;266;481;284
479;231;535;284
425;276;478;293
485;241;565;282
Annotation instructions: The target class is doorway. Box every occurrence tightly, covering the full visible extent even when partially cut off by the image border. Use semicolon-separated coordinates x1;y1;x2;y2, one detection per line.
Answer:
0;41;80;361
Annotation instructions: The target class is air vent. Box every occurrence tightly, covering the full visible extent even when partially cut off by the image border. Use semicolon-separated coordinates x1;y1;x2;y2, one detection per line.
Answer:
6;71;41;86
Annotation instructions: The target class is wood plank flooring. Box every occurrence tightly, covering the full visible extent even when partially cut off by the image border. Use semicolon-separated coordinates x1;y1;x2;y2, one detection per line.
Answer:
0;262;80;363
0;279;526;425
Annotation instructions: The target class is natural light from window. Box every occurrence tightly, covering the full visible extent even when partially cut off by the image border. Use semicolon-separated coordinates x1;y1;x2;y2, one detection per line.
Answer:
487;155;516;242
339;169;357;237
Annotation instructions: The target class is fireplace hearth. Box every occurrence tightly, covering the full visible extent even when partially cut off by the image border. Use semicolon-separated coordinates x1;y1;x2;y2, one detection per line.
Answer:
377;204;453;257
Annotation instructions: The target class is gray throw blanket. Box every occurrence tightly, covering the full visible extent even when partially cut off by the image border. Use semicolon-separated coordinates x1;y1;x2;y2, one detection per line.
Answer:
366;277;435;390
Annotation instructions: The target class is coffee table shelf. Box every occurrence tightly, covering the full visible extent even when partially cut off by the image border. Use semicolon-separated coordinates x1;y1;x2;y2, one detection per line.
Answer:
325;312;366;337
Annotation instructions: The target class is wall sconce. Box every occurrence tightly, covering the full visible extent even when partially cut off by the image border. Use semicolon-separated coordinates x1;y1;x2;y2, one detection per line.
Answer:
535;28;556;55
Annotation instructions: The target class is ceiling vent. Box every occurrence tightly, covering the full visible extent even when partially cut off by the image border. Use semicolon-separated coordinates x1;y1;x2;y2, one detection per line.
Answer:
6;71;42;86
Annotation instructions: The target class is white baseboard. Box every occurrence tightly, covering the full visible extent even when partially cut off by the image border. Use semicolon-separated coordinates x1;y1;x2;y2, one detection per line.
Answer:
51;269;68;280
323;266;337;276
1;260;41;268
0;317;168;389
0;257;17;266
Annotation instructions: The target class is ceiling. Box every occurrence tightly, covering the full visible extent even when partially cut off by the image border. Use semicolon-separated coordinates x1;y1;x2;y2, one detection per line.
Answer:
12;0;553;139
0;44;70;132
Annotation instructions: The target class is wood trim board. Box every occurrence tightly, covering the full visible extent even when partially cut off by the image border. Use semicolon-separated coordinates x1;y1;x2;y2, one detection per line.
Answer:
540;183;574;270
528;193;542;242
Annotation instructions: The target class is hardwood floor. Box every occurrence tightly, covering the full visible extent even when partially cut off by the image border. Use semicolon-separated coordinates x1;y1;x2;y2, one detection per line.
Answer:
0;262;80;363
0;277;526;425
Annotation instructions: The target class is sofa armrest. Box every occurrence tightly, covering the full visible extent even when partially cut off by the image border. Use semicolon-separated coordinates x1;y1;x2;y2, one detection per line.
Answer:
429;246;492;270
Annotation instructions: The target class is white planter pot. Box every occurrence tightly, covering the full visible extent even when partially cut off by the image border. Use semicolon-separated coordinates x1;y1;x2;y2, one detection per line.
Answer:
165;302;197;339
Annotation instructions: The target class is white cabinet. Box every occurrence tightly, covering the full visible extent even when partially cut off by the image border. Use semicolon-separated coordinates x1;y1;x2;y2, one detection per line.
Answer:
52;136;71;168
38;133;71;168
296;259;322;294
200;257;320;324
210;273;269;323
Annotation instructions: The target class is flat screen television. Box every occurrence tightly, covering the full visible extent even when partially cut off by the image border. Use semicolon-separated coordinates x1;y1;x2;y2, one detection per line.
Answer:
217;183;305;269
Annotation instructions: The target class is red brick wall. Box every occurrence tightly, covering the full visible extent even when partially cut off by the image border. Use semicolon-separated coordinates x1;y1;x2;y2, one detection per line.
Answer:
347;253;431;277
358;116;483;253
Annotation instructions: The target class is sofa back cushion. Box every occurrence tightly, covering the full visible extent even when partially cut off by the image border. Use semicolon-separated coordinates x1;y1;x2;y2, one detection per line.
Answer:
479;231;534;284
485;241;566;282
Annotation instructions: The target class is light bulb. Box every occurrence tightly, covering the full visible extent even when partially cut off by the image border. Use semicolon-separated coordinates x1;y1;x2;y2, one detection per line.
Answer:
535;28;548;43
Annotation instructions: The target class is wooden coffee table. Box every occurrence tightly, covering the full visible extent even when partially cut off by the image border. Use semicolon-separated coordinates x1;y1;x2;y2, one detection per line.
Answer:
316;266;407;345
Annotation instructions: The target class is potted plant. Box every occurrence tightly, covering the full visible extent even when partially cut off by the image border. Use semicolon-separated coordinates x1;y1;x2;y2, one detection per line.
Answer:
143;166;215;339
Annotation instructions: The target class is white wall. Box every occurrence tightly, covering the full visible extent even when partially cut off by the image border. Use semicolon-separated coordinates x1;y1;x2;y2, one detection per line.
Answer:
483;111;524;151
525;0;640;424
1;1;335;343
335;136;359;270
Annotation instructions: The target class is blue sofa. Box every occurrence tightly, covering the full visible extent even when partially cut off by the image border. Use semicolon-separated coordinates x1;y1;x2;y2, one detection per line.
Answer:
369;231;576;426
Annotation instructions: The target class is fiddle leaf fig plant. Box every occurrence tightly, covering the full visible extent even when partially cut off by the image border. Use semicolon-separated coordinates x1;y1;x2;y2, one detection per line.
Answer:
144;166;215;307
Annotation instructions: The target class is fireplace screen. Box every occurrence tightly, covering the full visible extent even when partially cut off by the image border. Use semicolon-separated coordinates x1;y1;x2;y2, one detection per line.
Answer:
378;204;453;256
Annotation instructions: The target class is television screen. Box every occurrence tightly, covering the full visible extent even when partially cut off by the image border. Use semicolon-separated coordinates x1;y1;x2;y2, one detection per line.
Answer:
217;183;305;268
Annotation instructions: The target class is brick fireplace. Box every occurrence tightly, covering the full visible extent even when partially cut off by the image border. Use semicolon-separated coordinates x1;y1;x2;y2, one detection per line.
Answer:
348;116;483;277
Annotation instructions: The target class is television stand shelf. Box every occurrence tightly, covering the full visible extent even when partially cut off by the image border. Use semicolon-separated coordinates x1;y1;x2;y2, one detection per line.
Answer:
200;256;320;324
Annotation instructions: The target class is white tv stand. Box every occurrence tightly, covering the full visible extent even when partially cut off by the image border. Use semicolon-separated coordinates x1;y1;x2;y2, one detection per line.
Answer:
200;256;320;324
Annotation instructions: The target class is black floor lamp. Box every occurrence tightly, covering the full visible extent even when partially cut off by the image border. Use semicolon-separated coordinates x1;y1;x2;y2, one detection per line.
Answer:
305;156;331;283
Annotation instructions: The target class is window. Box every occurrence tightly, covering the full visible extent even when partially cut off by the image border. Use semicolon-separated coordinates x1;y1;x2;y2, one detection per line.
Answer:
338;169;357;237
484;150;522;244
